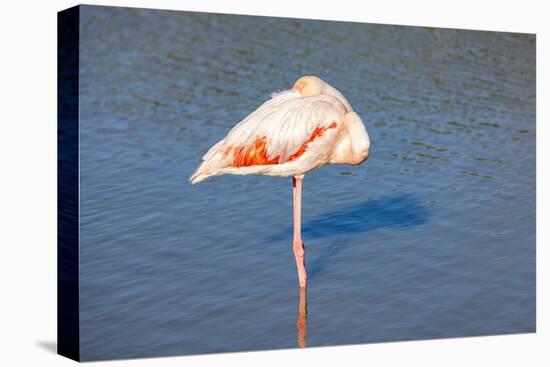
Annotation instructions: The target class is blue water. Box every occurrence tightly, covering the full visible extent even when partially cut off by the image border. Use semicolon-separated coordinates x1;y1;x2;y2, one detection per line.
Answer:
77;5;536;361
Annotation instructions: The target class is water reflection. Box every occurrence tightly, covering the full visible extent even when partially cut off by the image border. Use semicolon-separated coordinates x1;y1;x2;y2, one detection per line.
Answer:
296;287;308;348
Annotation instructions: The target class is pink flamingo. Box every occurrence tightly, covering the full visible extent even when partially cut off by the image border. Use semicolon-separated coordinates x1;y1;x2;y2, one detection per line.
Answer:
191;76;371;288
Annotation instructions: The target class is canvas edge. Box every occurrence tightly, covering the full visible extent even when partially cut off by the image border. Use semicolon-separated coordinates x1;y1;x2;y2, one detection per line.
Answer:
57;4;81;362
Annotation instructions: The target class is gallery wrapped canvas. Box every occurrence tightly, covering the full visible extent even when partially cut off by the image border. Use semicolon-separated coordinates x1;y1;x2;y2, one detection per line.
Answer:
58;4;535;362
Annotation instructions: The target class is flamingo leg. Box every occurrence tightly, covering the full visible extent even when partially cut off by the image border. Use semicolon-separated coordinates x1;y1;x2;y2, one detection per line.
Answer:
292;175;307;288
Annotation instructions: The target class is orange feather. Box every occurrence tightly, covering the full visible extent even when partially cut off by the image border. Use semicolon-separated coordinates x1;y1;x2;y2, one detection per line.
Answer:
229;122;337;167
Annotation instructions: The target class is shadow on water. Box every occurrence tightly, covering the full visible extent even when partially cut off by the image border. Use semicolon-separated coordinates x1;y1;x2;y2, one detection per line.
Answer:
270;194;428;279
303;194;428;239
270;194;428;242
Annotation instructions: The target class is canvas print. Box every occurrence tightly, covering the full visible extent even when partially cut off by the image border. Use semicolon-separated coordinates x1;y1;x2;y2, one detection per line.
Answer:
58;5;536;362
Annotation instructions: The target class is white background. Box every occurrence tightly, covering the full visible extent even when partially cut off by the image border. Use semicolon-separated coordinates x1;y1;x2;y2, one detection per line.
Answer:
0;0;547;365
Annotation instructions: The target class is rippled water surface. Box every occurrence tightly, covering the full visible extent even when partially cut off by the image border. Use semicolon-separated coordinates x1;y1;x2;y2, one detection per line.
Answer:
77;5;536;361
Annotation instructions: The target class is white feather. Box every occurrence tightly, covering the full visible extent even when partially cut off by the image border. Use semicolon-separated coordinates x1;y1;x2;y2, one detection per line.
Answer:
190;89;349;184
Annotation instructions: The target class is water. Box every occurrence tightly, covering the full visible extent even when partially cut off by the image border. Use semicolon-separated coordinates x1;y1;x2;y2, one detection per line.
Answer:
77;5;536;361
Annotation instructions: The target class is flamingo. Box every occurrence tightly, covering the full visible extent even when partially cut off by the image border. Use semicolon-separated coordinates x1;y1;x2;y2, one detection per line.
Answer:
190;76;371;288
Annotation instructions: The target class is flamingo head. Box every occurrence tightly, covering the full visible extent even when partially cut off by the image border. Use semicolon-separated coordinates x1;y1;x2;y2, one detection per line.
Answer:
292;75;325;97
292;75;352;111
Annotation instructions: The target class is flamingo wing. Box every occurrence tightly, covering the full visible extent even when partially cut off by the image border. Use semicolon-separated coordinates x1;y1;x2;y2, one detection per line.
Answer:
190;90;347;183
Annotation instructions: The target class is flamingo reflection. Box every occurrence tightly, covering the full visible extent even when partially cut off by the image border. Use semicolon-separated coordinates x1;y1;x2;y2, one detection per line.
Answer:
296;287;308;348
